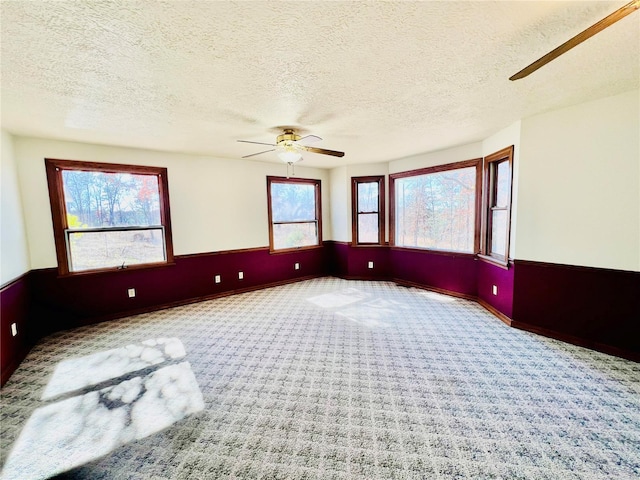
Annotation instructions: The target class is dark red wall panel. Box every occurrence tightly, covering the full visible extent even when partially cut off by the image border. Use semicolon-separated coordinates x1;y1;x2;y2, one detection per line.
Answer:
477;260;514;318
331;243;477;298
1;275;31;386
389;249;478;297
347;246;390;279
325;242;390;279
325;241;349;277
28;247;328;338
512;260;640;356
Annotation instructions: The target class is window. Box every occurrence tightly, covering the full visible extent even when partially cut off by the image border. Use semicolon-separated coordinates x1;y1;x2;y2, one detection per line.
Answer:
481;146;514;265
352;176;385;245
267;176;322;252
45;158;174;275
390;159;482;253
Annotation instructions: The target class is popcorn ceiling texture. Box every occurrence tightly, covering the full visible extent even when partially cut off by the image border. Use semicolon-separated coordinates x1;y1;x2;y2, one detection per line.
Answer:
1;1;638;166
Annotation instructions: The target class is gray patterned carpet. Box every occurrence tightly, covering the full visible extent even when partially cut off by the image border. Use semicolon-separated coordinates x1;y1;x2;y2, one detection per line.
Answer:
1;278;639;479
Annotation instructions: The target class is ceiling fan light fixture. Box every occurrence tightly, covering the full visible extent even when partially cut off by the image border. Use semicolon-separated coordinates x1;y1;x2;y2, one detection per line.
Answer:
276;141;303;163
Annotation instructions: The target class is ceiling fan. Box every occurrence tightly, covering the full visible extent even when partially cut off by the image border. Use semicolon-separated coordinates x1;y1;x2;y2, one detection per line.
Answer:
238;129;345;164
510;0;639;80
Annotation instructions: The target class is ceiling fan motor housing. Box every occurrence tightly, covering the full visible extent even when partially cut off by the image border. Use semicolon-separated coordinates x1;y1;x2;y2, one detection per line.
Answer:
276;129;301;145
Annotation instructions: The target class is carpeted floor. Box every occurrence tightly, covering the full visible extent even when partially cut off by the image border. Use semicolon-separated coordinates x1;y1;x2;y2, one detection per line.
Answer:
1;278;639;479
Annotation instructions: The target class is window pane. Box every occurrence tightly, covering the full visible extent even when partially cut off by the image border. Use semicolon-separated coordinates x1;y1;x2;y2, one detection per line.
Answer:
491;210;508;256
495;161;510;207
273;223;318;250
62;171;161;228
270;183;316;222
358;213;379;243
357;182;379;213
68;229;165;272
395;167;476;252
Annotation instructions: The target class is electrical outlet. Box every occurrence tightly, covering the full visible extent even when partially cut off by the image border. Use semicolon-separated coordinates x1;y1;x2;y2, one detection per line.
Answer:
492;285;498;296
128;288;136;298
294;263;300;270
368;261;374;269
238;271;244;280
11;323;17;337
215;275;221;284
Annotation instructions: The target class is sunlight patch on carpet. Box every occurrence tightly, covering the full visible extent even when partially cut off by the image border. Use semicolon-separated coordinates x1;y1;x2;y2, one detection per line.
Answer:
1;341;203;480
415;290;457;303
42;337;186;400
306;288;370;309
336;298;409;328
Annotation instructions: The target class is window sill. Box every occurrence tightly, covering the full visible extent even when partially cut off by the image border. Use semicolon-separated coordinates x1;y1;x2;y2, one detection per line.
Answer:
269;244;324;255
390;246;476;258
57;260;176;278
350;242;389;248
477;254;510;270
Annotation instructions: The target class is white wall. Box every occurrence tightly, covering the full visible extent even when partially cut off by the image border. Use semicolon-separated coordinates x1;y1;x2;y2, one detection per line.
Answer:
388;142;483;174
482;121;521;259
517;89;639;271
13;137;332;270
329;166;349;242
0;130;30;283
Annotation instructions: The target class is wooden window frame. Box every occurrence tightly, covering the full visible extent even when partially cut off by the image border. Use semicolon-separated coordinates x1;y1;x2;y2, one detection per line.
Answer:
389;159;482;255
45;158;174;276
351;176;385;246
266;176;322;253
480;146;514;268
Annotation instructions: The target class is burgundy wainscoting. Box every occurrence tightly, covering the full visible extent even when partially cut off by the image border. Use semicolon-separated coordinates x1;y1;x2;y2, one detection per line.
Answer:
346;245;390;279
324;242;390;279
512;260;640;360
1;274;32;386
389;248;478;298
324;241;349;277
28;246;329;339
476;259;514;320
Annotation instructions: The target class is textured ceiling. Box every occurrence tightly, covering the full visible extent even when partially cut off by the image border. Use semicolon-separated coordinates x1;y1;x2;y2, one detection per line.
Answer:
1;1;638;168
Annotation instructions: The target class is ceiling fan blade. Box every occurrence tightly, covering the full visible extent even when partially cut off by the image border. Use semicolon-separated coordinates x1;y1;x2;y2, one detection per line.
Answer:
510;0;639;80
237;140;276;146
298;134;322;145
242;149;275;158
301;146;345;157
